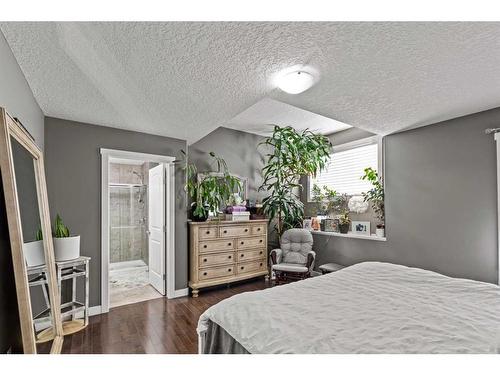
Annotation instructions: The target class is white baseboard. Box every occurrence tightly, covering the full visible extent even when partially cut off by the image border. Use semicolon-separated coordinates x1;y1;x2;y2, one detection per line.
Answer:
172;288;189;298
89;305;102;316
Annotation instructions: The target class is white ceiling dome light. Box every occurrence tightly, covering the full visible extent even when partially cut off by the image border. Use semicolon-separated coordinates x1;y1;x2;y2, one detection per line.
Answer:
277;70;315;94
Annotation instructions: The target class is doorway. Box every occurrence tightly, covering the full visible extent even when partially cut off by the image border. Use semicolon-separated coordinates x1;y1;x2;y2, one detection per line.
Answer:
101;149;175;312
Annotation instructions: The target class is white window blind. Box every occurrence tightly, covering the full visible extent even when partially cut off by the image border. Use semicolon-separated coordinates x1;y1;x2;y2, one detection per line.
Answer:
310;143;378;196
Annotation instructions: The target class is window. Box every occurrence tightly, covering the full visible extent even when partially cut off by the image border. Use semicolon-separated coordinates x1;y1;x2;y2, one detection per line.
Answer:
309;137;380;197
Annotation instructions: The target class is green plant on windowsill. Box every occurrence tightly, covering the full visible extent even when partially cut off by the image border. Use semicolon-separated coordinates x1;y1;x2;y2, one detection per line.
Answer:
183;151;242;221
361;167;385;229
311;184;340;216
338;210;351;234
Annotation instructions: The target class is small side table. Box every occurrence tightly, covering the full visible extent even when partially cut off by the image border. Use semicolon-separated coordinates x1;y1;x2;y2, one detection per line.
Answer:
27;256;90;343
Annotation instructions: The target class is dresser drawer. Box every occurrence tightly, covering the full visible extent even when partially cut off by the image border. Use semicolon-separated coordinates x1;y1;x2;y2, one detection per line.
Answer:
199;252;235;268
237;248;266;262
237;260;266;275
199;265;235;281
251;224;266;236
237;236;265;249
199;227;217;240
199;239;234;253
219;225;251;237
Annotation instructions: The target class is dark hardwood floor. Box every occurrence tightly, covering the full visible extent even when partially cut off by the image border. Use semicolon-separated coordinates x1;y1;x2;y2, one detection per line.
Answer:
38;278;269;354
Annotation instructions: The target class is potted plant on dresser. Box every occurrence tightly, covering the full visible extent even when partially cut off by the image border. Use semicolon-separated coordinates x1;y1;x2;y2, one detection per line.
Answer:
361;167;385;237
53;214;80;262
184;151;242;222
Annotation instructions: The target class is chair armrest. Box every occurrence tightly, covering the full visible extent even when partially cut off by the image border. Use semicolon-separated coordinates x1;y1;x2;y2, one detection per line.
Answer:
270;248;283;264
306;250;316;270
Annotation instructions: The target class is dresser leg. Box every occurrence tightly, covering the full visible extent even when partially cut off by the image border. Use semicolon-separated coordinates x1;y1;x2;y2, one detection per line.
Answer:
192;289;199;298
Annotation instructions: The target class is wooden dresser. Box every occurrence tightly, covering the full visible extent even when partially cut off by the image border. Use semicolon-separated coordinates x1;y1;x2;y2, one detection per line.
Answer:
188;219;268;297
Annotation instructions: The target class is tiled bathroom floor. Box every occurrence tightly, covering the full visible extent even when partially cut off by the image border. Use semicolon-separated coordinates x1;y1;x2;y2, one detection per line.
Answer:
109;260;163;308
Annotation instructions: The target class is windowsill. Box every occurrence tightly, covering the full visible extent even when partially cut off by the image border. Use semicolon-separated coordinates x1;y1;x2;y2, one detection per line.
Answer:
311;230;387;241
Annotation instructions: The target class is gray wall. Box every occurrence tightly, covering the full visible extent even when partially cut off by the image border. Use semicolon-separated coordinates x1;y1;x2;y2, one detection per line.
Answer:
188;126;267;203
0;31;44;149
44;117;188;307
0;31;44;353
314;108;499;284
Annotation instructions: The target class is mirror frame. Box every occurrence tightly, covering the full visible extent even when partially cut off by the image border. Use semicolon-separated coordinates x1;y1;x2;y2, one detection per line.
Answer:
0;108;63;354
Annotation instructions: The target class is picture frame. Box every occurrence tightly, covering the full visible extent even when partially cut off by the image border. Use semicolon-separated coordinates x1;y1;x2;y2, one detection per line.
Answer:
352;221;371;236
303;218;313;231
323;218;339;232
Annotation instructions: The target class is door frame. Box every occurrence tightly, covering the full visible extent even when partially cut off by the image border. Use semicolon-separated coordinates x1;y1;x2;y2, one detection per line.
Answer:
100;148;176;313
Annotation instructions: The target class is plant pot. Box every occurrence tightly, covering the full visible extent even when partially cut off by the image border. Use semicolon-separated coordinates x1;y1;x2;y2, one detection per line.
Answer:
53;236;80;262
190;205;209;222
339;223;350;234
23;240;45;267
376;227;385;237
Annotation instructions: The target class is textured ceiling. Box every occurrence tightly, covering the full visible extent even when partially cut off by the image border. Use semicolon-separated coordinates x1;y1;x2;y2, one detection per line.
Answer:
2;22;500;144
226;98;351;136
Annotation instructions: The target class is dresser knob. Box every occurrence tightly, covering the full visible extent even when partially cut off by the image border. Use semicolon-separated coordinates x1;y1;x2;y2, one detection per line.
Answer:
203;272;207;276
257;228;261;231
260;263;263;266
241;254;244;257
259;251;263;255
240;266;244;270
223;230;227;234
244;228;248;232
203;245;207;248
228;255;232;259
227;242;231;246
228;268;232;272
240;241;244;245
206;231;210;235
259;239;263;243
203;259;207;262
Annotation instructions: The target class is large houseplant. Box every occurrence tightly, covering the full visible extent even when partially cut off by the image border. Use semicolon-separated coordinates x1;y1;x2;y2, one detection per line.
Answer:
259;126;331;237
184;151;242;221
361;167;385;236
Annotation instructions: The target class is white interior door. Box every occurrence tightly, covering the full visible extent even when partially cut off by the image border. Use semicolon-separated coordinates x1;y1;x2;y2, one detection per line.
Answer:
148;164;166;295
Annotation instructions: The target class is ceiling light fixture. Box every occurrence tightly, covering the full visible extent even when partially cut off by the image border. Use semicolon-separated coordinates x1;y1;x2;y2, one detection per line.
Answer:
277;70;315;94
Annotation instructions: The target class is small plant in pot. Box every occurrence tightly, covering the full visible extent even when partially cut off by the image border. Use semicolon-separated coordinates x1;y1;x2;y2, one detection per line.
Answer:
23;228;45;267
338;211;351;234
53;214;80;262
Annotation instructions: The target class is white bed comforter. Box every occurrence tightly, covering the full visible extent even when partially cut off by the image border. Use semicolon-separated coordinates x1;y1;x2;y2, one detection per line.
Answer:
198;262;500;353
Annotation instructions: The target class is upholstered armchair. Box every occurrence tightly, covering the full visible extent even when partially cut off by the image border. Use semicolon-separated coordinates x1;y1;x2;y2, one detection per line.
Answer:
270;228;316;284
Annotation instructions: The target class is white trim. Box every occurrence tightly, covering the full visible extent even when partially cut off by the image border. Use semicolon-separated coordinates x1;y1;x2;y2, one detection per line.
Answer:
100;148;177;313
495;133;500;285
89;305;102;316
173;288;189;298
312;230;387;241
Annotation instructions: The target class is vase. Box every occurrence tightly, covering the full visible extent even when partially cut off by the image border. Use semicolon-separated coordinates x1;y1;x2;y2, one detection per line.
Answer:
23;240;45;267
339;223;350;234
53;235;80;262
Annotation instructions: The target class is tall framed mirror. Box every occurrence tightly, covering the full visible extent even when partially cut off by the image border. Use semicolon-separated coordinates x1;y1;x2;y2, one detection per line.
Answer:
0;108;63;354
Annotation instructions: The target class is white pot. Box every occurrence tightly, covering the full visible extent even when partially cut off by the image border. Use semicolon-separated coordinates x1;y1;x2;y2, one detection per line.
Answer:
23;240;45;267
376;228;385;237
53;236;80;262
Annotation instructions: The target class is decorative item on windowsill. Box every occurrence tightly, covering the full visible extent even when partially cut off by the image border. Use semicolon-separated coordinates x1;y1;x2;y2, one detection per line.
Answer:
338;211;351;234
52;214;80;262
323;218;339;232
361;167;385;237
352;220;371;236
303;218;313;231
348;195;369;214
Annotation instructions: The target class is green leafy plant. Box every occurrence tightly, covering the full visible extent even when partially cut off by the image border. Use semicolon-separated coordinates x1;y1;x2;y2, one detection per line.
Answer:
361;167;385;226
259;126;332;237
53;214;70;238
183;151;242;219
339;210;351;225
311;184;339;215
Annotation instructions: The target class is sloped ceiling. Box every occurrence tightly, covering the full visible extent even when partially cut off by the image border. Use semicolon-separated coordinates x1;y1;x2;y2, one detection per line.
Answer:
2;22;500;143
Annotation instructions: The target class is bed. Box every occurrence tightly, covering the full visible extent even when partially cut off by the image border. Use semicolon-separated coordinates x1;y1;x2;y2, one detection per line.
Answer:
197;262;500;354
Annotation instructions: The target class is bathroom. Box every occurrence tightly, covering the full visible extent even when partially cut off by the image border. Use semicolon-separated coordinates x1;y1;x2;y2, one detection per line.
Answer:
108;159;162;308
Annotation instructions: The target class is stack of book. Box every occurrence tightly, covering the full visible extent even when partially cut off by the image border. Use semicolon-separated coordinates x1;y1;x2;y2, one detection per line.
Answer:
225;206;250;221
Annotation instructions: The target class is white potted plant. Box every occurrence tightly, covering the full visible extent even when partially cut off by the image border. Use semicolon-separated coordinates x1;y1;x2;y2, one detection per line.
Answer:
53;214;80;262
23;228;45;267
